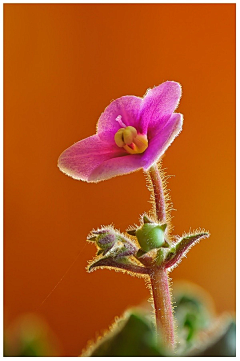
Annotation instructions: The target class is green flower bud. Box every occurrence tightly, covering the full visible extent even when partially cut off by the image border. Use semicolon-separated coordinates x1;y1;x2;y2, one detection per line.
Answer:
135;223;167;252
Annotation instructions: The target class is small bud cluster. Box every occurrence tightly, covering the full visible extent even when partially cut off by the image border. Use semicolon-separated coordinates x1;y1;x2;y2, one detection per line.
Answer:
87;218;209;276
87;228;148;274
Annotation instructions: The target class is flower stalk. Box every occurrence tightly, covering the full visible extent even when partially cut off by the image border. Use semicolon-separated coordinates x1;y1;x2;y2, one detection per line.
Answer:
147;163;175;350
148;163;166;223
150;267;175;350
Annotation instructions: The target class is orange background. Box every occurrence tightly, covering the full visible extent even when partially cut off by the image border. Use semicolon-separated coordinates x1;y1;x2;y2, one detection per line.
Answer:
4;4;235;356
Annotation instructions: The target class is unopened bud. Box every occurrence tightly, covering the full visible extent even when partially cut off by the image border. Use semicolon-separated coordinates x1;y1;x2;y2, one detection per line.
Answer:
89;229;116;254
136;223;167;252
89;228;138;258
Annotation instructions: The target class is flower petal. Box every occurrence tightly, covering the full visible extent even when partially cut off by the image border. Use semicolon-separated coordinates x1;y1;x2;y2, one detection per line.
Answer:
140;81;182;133
141;113;183;170
88;153;144;182
58;132;126;182
97;96;143;134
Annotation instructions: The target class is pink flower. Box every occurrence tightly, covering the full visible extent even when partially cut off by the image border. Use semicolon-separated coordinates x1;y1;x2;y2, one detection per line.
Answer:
58;81;183;182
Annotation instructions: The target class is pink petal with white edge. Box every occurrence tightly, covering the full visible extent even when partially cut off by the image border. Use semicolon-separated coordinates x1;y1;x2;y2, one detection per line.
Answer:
58;132;126;182
97;96;143;134
142;113;183;170
140;81;182;134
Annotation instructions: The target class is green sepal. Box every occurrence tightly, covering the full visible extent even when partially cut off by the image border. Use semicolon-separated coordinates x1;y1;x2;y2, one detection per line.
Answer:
96;249;104;256
126;229;136;236
136;249;146;258
160;223;167;231
87;235;98;242
143;214;154;224
155;247;168;266
161;239;170;248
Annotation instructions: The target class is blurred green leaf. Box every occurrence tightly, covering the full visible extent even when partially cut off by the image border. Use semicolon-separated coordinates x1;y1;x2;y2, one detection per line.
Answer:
174;291;213;346
83;310;170;357
188;319;236;357
82;282;235;357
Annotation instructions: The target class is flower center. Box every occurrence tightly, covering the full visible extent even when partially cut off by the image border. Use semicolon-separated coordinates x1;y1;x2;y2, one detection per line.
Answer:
114;125;148;155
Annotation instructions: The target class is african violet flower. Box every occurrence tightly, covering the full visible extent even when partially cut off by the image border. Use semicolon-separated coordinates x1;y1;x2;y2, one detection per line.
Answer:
58;81;183;182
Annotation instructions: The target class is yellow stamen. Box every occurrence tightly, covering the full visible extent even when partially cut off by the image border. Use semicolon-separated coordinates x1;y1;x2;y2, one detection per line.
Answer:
114;128;125;147
114;126;148;154
124;134;148;154
123;126;137;145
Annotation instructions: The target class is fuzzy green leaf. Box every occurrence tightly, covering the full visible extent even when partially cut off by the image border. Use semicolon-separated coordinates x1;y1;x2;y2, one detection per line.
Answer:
83;310;170;357
164;232;209;270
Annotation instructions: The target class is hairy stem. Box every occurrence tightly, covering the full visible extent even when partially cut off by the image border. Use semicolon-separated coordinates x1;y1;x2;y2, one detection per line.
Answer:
148;163;175;348
150;267;175;350
148;163;166;223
